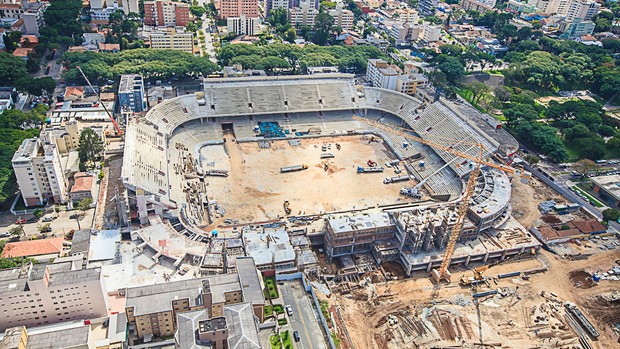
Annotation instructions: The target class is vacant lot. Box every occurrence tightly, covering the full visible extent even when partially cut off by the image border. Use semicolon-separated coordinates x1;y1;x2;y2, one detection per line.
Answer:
201;135;414;222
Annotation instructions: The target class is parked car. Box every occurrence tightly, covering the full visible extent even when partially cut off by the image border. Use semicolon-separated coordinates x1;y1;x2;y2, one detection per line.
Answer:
15;219;26;224
26;218;38;223
69;214;80;219
286;305;293;317
42;216;54;222
40;226;52;233
293;331;300;342
0;232;10;238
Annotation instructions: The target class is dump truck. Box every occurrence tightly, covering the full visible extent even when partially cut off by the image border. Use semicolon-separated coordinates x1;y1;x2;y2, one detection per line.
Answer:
357;166;384;173
283;200;291;215
281;164;309;173
383;175;410;184
320;153;335;159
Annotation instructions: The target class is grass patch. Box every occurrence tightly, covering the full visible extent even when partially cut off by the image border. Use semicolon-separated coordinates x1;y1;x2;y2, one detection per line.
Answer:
571;186;604;207
278;317;288;325
282;330;293;348
319;300;329;320
456;88;488;114
563;143;581;162
264;305;273;318
264;277;279;299
270;334;282;349
273;304;284;315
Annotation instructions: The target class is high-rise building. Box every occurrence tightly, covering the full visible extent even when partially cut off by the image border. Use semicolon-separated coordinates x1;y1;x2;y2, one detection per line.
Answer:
144;0;190;27
218;0;259;20
266;0;289;15
146;27;195;53
289;0;318;27
12;138;67;207
417;0;438;16
21;2;48;36
328;3;354;30
227;14;260;35
118;74;146;113
564;0;600;22
366;59;400;90
0;263;109;331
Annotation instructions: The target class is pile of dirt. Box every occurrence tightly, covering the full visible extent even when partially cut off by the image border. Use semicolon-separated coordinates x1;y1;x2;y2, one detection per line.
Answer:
568;270;595;289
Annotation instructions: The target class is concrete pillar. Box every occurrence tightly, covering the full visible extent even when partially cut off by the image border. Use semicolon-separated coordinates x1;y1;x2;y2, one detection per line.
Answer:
501;250;508;261
426;261;432;273
465;255;471;267
201;117;204;125
483;252;489;263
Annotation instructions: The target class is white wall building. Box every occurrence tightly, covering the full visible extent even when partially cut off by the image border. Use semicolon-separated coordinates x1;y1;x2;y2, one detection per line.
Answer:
565;0;600;22
0;264;109;331
227;14;260;35
366;59;400;91
422;25;440;42
328;3;354;30
147;27;194;53
289;0;318;27
12;138;68;207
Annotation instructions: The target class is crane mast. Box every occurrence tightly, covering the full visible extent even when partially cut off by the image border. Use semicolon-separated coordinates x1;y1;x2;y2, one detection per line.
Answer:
352;116;517;283
75;65;122;135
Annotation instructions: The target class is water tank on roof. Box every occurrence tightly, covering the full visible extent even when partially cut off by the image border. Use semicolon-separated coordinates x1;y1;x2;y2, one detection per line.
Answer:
403;142;409;148
419;161;425;168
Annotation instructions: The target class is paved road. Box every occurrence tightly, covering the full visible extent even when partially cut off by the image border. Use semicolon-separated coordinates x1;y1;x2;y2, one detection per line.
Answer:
200;15;217;62
280;281;327;349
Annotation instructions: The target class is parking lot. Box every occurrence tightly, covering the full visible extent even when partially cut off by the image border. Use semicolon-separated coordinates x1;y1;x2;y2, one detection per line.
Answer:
280;280;327;349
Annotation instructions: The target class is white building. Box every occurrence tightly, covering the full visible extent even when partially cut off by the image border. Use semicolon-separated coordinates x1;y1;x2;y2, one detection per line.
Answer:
328;3;354;30
396;74;428;96
227;14;260;35
289;0;318;27
0;263;109;331
366;59;400;90
422;25;440;42
565;0;600;22
12;138;67;207
21;2;48;36
147;27;194;53
90;0;139;21
396;8;419;23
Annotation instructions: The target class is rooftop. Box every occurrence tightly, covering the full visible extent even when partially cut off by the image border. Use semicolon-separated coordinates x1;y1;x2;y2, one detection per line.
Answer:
224;303;261;349
70;172;94;193
591;174;620;201
328;213;393;234
175;309;211;349
26;325;90;349
243;227;295;267
0;238;64;259
48;267;101;287
70;230;91;255
235;257;264;305
119;74;143;94
88;229;120;262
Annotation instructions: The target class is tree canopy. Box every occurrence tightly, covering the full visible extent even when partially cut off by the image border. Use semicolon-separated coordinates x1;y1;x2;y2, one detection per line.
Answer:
61;49;219;83
78;128;104;166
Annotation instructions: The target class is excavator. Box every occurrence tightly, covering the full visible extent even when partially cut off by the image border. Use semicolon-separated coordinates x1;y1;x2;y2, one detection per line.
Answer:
459;265;490;287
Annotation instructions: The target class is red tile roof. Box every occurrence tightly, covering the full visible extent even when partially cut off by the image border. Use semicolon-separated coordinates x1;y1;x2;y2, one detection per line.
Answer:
1;238;64;258
12;47;33;57
71;173;94;193
569;220;606;234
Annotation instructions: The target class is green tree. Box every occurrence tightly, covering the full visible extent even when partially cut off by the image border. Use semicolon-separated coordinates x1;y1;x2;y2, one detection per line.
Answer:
78;128;104;166
269;7;288;26
9;225;24;238
598;125;616;137
190;5;206;17
465;82;491;105
602;208;620;222
284;27;296;43
313;12;334;45
436;56;465;82
186;22;199;33
574;159;596;177
76;198;93;213
0;53;28;85
33;209;43;219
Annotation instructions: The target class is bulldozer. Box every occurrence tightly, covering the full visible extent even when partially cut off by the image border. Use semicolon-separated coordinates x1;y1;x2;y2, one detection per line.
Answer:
283;201;291;215
459;265;490;287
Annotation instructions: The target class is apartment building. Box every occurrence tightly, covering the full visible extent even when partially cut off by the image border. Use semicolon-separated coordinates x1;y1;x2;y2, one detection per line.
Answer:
147;27;194;53
289;0;318;27
227;14;260;35
417;0;438;16
366;59;400;90
0;0;24;20
328;3;354;30
0;263;109;331
144;0;190;27
460;0;494;14
21;1;47;36
396;8;419;23
266;0;289;15
559;18;595;38
396;74;428;96
118;74;146;113
125;257;265;342
564;0;600;22
218;0;259;20
12;138;67;207
422;25;441;42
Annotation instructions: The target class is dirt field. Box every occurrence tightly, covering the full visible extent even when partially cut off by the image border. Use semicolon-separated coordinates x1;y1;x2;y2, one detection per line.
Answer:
201;135;413;223
511;177;564;228
327;248;620;349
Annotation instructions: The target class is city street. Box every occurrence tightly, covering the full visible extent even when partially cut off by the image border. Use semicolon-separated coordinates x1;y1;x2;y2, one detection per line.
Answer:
200;15;217;62
280;280;327;349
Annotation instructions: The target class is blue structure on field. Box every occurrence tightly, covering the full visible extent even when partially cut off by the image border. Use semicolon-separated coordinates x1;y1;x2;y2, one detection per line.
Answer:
258;121;286;138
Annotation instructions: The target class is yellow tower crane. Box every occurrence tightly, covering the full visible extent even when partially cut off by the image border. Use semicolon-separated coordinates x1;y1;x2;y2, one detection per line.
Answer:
351;116;518;283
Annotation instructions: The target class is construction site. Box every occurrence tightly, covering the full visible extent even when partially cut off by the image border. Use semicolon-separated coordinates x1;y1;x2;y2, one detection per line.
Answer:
120;75;620;348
